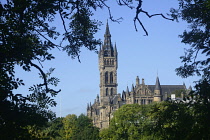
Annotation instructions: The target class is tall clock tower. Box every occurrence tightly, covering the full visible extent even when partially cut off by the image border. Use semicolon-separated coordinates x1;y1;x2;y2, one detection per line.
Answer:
98;22;118;106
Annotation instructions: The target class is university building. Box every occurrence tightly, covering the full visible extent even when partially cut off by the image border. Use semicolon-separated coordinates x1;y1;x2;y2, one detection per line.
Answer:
87;23;187;129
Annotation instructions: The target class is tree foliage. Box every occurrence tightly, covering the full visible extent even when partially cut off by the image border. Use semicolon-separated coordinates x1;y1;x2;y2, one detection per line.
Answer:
100;104;155;140
0;0;101;138
149;102;193;140
101;101;210;140
170;89;186;98
3;0;208;139
171;1;210;138
171;0;210;79
0;0;175;138
28;114;99;140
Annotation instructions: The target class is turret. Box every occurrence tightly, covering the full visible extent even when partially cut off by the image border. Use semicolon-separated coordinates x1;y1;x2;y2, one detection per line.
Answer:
136;76;140;86
130;84;135;104
87;102;92;117
154;76;161;94
142;78;145;85
87;103;89;110
122;90;126;101
154;76;162;102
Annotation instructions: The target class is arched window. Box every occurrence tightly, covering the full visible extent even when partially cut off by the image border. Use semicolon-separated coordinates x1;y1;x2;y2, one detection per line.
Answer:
110;72;113;83
106;88;108;96
107;59;109;65
105;72;108;84
110;88;113;96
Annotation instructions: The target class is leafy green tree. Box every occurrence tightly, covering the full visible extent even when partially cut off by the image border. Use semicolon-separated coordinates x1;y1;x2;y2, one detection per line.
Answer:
29;114;100;140
185;79;210;140
45;117;65;140
74;114;100;140
170;89;186;98
1;0;101;138
0;0;180;138
62;114;78;139
24;117;64;139
170;0;210;139
172;0;210;79
100;128;113;140
149;101;194;140
100;104;155;140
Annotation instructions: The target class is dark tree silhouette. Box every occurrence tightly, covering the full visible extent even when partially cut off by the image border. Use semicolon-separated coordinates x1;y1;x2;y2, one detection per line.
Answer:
0;0;174;138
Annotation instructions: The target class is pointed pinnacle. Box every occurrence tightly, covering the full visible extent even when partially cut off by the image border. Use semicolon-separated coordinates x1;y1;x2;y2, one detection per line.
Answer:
126;86;129;93
154;76;161;90
105;20;111;37
131;84;135;92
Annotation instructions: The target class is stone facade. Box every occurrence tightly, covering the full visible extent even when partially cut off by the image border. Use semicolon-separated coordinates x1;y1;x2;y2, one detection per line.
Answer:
87;23;188;129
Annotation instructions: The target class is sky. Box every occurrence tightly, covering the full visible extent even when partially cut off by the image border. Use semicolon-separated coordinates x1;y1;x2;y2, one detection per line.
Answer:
14;0;201;117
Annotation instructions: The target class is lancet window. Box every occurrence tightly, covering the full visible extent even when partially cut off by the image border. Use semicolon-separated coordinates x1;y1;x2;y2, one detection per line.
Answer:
110;72;113;83
105;72;108;84
106;88;108;96
110;88;113;95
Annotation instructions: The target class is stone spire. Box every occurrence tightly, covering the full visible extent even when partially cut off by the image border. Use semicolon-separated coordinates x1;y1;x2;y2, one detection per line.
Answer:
104;21;111;37
154;76;161;91
104;21;111;45
103;20;113;57
154;76;162;102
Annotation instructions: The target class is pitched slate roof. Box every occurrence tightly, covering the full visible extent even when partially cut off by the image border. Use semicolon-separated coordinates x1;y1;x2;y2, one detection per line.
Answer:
148;85;186;94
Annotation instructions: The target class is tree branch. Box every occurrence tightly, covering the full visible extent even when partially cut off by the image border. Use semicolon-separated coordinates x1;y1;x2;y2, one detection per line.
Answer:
34;29;62;50
99;0;123;23
133;0;174;36
29;61;60;94
141;10;174;21
117;0;134;9
58;1;81;62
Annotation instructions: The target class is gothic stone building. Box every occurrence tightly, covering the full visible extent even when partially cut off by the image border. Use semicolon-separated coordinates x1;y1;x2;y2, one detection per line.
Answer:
87;23;187;129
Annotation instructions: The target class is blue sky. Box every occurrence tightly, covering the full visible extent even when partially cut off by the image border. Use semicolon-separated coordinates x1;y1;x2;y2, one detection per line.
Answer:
14;0;201;117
